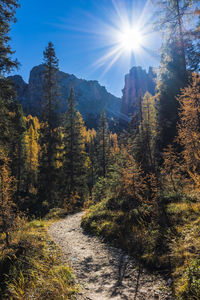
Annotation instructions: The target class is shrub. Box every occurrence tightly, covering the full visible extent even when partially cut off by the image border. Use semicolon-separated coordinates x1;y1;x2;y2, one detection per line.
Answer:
180;258;200;299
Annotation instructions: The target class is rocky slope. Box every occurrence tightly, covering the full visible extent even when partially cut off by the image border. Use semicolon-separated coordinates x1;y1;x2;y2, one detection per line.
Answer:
9;65;121;128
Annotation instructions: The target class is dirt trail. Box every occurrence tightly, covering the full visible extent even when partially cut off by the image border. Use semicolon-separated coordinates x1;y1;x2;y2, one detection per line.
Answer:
48;212;172;300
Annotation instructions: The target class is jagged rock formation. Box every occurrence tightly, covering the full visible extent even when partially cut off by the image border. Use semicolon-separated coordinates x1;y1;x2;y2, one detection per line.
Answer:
8;65;121;128
121;66;156;117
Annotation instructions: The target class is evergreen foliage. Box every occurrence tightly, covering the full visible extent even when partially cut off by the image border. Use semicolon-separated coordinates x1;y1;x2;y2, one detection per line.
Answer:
177;73;200;187
62;87;89;207
96;111;110;178
0;150;16;246
9;101;27;203
0;0;19;99
156;40;188;154
37;42;60;211
133;92;158;173
42;41;59;128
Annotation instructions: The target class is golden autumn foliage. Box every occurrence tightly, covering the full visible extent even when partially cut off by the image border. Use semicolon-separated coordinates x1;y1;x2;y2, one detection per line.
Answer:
118;145;145;200
0;150;16;246
85;128;96;145
25;115;40;171
110;133;120;155
161;145;183;192
72;111;91;171
177;73;200;188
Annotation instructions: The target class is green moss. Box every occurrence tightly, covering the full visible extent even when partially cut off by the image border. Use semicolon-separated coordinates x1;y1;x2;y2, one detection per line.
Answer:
27;219;45;228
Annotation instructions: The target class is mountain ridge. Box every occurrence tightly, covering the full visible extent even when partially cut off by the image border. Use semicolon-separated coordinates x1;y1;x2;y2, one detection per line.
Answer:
8;64;121;128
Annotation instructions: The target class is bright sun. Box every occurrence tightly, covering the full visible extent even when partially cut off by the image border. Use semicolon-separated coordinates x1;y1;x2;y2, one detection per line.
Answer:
89;0;155;75
118;27;143;52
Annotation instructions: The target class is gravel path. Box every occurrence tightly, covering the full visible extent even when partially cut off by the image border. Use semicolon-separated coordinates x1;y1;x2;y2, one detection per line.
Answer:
48;212;173;300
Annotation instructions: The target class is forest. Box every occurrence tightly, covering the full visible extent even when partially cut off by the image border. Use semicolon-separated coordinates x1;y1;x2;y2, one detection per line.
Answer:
0;0;200;299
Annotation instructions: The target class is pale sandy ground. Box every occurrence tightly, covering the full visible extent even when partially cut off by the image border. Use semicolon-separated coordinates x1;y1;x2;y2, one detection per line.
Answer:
48;212;173;300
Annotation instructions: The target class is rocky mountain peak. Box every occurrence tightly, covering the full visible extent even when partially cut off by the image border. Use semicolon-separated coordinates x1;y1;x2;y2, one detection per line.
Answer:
8;65;121;128
121;66;156;117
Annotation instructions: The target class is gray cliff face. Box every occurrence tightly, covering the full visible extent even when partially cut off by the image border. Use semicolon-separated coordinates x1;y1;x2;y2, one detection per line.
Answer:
8;65;121;127
8;75;29;107
121;66;156;117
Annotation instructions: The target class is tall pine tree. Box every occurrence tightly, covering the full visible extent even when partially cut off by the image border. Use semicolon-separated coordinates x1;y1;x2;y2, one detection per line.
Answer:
38;42;60;211
9;101;27;203
154;0;199;155
134;92;158;173
0;0;20;150
177;73;200;187
62;87;89;207
0;0;19;100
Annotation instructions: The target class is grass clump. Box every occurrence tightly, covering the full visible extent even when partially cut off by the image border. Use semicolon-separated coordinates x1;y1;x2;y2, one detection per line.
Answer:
82;197;164;268
0;218;78;299
82;179;200;299
167;201;200;299
44;208;69;220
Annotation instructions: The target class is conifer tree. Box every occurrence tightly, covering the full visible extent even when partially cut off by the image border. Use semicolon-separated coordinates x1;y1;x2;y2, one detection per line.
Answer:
96;111;110;178
0;98;11;150
62;87;89;207
8;101;27;203
38;42;60;210
25;115;40;193
161;144;182;192
0;150;16;246
85;128;97;193
0;1;27;209
154;0;200;73
134;92;157;173
109;133;120;159
42;41;59;128
0;0;19;99
116;145;148;211
154;0;199;155
156;40;188;154
177;73;200;187
0;0;20;150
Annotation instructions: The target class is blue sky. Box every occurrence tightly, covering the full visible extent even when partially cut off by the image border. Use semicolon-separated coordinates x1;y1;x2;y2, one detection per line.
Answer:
10;0;161;97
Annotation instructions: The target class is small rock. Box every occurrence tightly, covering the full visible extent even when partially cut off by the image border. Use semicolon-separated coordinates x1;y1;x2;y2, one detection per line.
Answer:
167;278;173;286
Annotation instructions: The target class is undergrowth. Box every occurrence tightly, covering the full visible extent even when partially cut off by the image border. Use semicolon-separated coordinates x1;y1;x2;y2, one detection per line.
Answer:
167;201;200;299
0;214;78;299
81;192;200;299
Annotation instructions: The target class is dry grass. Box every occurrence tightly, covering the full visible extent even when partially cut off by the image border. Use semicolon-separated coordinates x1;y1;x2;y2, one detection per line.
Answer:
0;217;78;299
82;193;200;299
167;201;200;299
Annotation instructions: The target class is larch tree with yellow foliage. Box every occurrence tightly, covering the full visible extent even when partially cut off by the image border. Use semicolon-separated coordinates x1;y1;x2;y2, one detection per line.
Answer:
0;150;16;247
177;73;200;188
85;128;97;193
25;115;40;193
96;110;110;178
